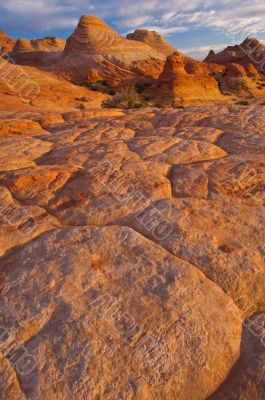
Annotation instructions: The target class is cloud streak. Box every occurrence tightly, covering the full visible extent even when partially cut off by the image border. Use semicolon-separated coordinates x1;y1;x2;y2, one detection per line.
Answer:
0;0;264;55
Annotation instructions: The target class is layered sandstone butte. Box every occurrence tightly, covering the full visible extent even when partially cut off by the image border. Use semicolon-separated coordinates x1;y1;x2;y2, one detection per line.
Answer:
204;38;265;99
0;29;15;53
155;52;225;104
212;61;265;98
51;15;166;83
126;29;176;56
11;37;65;67
12;37;65;54
204;37;265;72
219;63;258;96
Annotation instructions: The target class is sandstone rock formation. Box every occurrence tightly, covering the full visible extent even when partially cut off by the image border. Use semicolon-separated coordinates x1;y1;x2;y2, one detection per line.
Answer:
155;52;225;104
2;17;264;104
0;225;242;400
0;98;264;399
12;37;65;54
0;29;15;53
220;63;251;95
126;29;176;56
216;62;265;98
204;38;265;72
11;37;65;67
209;311;265;399
50;15;166;83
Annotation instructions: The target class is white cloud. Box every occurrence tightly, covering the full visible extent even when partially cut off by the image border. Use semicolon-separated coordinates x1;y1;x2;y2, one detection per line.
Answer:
2;0;72;15
0;0;265;43
97;0;265;36
137;26;190;36
120;16;152;29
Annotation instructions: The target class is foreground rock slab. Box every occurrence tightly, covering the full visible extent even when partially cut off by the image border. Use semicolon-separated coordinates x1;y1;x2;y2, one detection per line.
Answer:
0;103;264;399
0;226;241;400
209;312;265;400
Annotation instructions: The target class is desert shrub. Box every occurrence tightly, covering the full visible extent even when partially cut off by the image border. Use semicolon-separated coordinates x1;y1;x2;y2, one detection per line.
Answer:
102;86;142;109
135;83;146;94
135;81;152;93
79;81;111;93
97;79;108;86
78;103;86;110
144;96;152;102
108;88;117;96
143;81;152;88
34;118;44;125
91;85;102;92
133;103;142;109
76;96;88;102
236;100;249;106
79;81;93;88
154;103;166;109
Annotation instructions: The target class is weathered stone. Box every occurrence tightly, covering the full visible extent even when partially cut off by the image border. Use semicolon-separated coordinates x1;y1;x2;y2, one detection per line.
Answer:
0;226;242;400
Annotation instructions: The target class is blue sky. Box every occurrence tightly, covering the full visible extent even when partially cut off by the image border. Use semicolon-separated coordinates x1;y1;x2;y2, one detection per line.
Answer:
0;0;265;59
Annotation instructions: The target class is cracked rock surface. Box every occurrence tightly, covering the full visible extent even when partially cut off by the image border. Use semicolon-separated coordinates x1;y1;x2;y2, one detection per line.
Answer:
0;103;264;399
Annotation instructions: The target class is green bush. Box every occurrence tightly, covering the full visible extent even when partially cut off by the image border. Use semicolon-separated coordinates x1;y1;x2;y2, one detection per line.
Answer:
102;87;142;109
79;81;93;88
34;118;44;125
97;79;108;86
91;85;101;92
